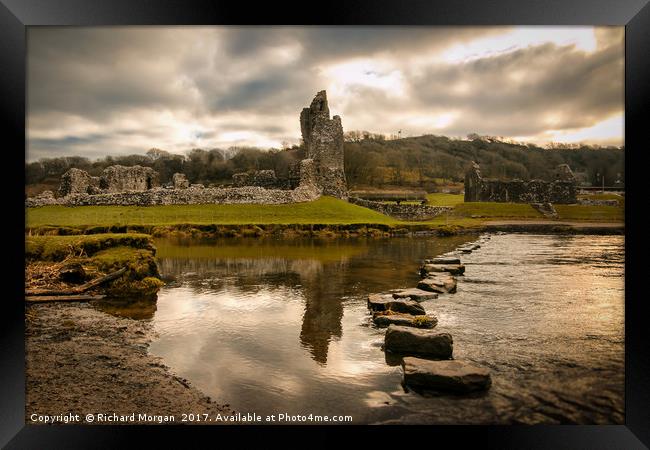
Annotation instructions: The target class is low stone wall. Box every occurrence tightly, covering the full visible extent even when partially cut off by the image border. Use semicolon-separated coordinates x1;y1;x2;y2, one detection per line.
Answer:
232;169;279;188
26;184;321;207
577;198;619;206
349;198;451;221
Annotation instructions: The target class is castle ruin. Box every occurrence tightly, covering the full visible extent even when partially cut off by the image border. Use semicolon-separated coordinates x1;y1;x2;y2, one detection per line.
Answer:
299;90;348;199
57;165;159;197
26;91;348;207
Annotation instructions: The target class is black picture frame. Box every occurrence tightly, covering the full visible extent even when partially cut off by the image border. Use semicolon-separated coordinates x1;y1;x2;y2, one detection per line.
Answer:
2;0;647;447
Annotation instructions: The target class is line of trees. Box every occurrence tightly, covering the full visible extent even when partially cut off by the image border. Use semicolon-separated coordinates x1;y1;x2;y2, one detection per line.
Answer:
344;134;624;189
26;133;624;194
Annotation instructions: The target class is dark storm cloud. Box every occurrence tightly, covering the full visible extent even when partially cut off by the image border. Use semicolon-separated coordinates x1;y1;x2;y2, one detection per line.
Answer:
28;28;195;119
219;26;499;61
26;26;624;161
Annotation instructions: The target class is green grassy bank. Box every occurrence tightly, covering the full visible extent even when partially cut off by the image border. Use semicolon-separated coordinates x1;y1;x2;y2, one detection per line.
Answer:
26;197;398;228
25;194;624;238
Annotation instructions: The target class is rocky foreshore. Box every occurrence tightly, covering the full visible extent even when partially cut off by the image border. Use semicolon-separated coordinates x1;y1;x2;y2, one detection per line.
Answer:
25;302;233;423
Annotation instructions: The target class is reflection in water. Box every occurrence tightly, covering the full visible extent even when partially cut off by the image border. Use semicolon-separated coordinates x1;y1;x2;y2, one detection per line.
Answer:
154;236;471;368
92;297;158;320
136;234;624;424
299;260;346;364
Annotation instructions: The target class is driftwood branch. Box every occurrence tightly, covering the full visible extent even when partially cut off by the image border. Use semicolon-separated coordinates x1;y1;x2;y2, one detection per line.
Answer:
25;267;128;297
25;294;106;303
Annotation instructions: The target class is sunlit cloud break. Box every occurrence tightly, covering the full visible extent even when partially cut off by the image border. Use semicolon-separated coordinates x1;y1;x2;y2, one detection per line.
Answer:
27;26;624;161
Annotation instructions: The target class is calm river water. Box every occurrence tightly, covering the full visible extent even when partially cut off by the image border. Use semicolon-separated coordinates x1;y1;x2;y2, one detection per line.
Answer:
125;233;624;424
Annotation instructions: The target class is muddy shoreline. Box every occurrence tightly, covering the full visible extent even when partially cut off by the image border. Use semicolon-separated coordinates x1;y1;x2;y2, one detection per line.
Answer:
483;221;624;234
26;220;624;240
25;301;233;424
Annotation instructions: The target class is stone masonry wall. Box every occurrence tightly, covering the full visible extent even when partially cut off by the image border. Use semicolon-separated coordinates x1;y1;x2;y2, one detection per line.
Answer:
300;91;348;199
349;197;451;221
464;162;577;204
100;165;159;192
26;184;320;208
58;168;101;197
172;173;189;189
232;169;279;188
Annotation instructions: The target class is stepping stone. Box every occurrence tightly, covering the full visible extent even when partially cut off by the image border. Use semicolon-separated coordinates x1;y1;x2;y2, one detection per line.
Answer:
417;274;457;294
424;256;461;265
458;244;480;253
402;357;492;393
367;294;426;315
421;264;465;275
373;312;437;329
384;325;453;358
391;288;438;301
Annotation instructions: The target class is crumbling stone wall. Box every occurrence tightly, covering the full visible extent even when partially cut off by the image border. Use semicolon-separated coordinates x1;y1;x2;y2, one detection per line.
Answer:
287;161;302;189
100;165;159;192
464;162;577;204
349;197;451;221
463;162;483;203
232;170;278;188
300;91;348;199
28;190;58;206
172;173;189;189
554;164;576;182
26;185;320;207
578;198;619;206
58;168;101;197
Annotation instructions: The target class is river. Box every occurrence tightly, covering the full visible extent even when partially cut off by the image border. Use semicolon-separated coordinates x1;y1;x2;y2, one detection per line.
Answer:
113;233;624;424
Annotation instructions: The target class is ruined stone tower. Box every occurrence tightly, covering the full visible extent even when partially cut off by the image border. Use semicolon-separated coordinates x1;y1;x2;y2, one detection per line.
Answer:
300;90;348;199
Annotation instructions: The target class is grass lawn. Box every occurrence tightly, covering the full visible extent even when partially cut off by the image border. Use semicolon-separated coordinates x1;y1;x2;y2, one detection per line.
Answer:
25;194;624;232
426;193;465;207
554;205;624;222
26;197;401;227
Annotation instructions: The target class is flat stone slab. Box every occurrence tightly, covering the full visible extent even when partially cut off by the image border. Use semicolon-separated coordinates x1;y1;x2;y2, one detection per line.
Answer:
421;264;465;275
391;288;439;301
402;357;492;393
367;294;426;315
424;256;461;265
384;325;453;358
458;244;480;253
417;275;457;294
373;312;438;329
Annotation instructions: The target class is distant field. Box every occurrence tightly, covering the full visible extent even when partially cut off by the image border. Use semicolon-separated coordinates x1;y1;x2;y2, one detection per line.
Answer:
426;193;465;207
554;205;624;222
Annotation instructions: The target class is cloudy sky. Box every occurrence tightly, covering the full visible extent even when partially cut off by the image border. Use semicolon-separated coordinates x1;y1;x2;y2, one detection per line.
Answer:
27;26;624;161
